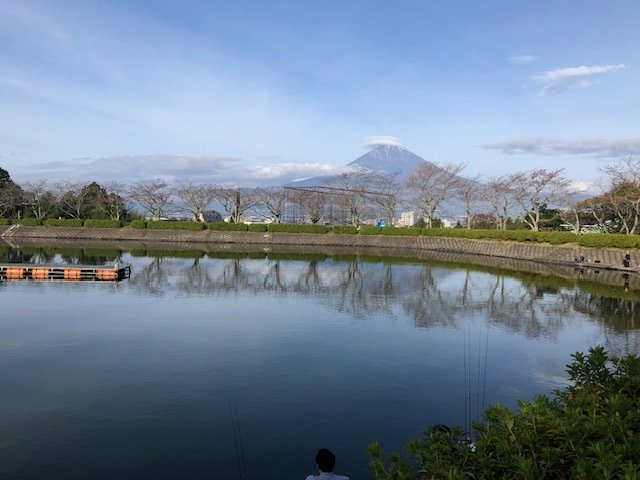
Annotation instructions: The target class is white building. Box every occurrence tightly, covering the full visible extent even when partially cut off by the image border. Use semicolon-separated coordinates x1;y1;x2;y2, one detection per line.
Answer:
397;211;416;227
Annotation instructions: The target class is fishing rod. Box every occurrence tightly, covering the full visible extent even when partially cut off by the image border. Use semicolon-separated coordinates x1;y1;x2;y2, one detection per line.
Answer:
229;396;248;480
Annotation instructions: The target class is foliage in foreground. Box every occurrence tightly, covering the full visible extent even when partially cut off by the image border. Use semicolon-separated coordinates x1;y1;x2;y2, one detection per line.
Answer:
369;346;640;480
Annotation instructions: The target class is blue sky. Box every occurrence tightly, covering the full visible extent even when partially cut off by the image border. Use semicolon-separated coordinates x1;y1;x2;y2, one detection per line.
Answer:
1;0;639;190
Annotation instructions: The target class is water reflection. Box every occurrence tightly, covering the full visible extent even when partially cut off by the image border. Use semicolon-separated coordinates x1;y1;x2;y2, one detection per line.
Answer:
108;253;640;354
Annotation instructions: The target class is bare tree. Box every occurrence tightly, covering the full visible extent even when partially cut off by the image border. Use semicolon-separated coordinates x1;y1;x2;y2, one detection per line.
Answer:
601;157;640;234
255;187;289;223
367;171;401;226
55;181;93;219
512;168;571;231
330;167;375;226
485;176;517;230
456;175;482;229
128;179;174;219
175;181;218;222
217;188;259;223
104;181;130;220
23;181;57;220
293;189;326;224
558;191;583;233
407;162;465;228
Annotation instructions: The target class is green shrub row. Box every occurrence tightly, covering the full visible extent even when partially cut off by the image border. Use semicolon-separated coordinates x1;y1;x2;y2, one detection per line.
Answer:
44;219;85;227
247;223;268;232
128;220;147;229
267;223;329;233
83;219;122;228
578;233;640;249
146;220;206;231
207;222;248;231
0;218;11;225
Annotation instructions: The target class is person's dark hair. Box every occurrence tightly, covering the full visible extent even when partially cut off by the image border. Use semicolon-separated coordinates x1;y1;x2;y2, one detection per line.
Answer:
315;448;336;472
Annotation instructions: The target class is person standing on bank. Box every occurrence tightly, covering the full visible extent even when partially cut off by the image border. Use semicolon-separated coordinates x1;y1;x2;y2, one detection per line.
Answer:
305;448;349;480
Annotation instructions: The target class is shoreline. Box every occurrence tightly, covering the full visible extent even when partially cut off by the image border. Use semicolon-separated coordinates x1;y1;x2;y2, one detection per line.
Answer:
2;225;639;292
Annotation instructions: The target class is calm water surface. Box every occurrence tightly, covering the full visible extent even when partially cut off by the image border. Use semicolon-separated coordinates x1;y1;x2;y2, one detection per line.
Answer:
0;249;639;479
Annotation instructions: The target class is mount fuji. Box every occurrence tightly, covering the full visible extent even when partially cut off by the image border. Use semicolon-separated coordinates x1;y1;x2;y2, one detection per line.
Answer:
288;144;430;187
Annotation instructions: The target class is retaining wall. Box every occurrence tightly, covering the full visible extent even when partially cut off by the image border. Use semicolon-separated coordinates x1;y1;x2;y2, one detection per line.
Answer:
0;224;637;271
3;225;639;291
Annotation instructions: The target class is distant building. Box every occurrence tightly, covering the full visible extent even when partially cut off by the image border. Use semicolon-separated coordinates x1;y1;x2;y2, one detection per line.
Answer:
397;211;416;227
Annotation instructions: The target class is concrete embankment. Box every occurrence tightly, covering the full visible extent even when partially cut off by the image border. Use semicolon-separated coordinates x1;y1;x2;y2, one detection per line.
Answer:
1;225;639;290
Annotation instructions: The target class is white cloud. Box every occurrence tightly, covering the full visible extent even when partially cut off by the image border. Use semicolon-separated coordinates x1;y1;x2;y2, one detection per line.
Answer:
570;181;592;193
532;64;626;95
481;138;640;158
245;162;343;180
508;54;537;65
362;136;405;149
25;155;344;187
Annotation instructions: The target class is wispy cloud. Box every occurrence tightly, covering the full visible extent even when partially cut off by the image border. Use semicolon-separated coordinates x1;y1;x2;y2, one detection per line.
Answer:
508;54;537;65
481;138;640;158
532;64;626;95
28;155;343;186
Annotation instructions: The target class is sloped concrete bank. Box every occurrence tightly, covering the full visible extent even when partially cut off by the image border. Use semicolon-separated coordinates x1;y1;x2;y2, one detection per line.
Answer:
0;225;640;284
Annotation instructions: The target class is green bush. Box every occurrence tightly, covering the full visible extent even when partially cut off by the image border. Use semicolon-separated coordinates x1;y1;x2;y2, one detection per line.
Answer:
247;223;268;232
332;225;358;235
128;220;147;229
207;222;248;231
579;233;640;249
267;224;329;234
0;218;12;225
369;346;640;480
83;219;122;228
360;226;423;236
359;226;386;235
44;218;84;227
146;220;206;231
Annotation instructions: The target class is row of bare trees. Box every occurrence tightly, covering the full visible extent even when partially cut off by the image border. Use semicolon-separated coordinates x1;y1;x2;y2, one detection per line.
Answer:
2;157;640;232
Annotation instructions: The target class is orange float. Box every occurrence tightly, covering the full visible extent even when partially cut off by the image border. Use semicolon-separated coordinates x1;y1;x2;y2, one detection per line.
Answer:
63;269;82;280
6;267;25;279
97;270;117;280
31;268;50;279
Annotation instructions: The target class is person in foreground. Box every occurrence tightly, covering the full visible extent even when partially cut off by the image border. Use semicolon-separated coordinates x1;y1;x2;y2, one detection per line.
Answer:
305;448;349;480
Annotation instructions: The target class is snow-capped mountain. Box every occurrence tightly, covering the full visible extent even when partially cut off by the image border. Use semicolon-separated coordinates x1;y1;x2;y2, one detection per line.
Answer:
288;144;429;187
347;144;427;177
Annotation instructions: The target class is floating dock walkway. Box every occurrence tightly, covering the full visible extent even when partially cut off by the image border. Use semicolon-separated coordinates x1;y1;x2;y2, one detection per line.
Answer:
0;263;131;282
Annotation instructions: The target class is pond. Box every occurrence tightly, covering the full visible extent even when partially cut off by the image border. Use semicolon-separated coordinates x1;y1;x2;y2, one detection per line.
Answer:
0;247;639;479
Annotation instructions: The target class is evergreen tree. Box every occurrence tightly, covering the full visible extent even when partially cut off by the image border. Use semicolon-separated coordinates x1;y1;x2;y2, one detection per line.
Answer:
0;167;12;187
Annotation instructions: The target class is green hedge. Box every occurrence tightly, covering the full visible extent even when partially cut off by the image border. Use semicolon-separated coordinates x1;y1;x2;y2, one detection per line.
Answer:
44;219;84;227
332;225;358;235
146;221;206;231
83;219;122;228
578;233;640;249
247;223;268;232
267;224;329;234
128;220;147;229
207;222;248;231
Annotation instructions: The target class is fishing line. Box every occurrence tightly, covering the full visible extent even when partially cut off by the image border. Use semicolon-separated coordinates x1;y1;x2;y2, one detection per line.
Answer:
229;396;248;480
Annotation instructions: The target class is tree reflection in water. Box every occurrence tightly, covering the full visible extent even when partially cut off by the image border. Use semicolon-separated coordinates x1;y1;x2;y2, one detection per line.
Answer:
123;253;640;354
